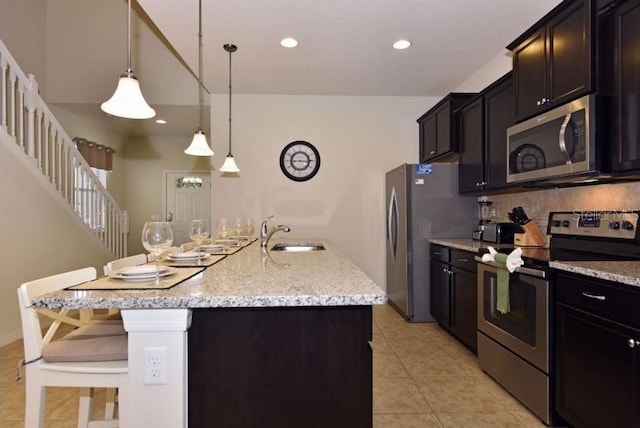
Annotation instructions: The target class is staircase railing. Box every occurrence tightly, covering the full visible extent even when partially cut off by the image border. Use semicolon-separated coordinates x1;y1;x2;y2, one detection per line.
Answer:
0;39;128;258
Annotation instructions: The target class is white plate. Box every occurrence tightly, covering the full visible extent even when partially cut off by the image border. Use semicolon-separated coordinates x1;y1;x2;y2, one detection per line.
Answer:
214;239;240;246
166;251;208;260
115;265;171;277
201;245;226;254
229;235;250;241
110;267;177;281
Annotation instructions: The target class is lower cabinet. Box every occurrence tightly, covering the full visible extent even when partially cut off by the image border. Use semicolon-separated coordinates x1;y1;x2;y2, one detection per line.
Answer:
430;244;477;352
554;271;640;427
188;306;372;427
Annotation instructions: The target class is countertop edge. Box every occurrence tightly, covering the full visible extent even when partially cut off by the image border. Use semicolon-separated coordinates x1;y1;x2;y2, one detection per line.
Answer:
549;261;640;288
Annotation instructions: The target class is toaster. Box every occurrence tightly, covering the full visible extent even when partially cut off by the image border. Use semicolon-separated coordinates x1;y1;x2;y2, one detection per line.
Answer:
482;222;523;244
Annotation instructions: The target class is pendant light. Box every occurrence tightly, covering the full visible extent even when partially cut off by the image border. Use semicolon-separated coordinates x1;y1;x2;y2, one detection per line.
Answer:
184;0;214;156
101;0;155;119
219;43;240;173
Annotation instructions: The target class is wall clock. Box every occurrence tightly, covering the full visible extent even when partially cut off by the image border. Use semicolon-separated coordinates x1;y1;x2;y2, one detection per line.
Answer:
279;141;321;182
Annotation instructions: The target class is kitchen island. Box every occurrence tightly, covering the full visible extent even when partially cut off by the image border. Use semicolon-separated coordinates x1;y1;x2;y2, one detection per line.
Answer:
32;240;386;428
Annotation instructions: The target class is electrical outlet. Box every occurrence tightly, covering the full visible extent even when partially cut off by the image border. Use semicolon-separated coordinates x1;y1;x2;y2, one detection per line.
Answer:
144;347;167;384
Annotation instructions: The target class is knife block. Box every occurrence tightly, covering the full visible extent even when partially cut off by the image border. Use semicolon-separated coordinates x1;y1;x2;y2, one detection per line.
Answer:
514;221;546;247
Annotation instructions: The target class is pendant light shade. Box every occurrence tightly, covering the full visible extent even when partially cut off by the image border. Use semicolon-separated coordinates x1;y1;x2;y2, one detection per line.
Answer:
185;129;214;156
185;0;214;156
101;0;155;119
220;154;240;172
220;43;240;173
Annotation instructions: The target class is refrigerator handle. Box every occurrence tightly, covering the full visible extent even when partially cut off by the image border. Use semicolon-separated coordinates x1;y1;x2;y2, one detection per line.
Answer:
388;187;398;262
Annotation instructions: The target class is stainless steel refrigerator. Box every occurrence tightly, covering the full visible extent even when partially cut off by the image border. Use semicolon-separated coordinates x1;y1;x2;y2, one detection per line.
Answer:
385;163;477;322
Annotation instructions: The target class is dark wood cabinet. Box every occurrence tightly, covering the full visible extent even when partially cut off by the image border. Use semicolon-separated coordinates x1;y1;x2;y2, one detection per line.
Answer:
430;245;450;326
430;259;450;326
429;245;477;352
417;93;476;163
554;271;640;427
450;266;477;351
459;73;515;194
188;306;373;427
608;0;640;173
508;0;595;122
458;97;484;193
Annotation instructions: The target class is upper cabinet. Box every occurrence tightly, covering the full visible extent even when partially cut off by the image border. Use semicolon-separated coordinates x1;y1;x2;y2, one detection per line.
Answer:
417;93;476;163
459;73;515;194
603;0;640;173
508;0;595;122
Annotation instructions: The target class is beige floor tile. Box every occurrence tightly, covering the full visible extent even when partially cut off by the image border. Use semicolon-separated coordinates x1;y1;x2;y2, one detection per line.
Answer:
373;377;433;414
470;375;531;411
396;351;466;377
436;410;526;427
374;413;444;427
414;375;507;413
373;351;410;378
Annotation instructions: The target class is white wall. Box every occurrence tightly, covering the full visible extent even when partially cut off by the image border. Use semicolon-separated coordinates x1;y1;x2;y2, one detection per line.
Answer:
123;136;213;255
209;94;437;288
0;133;114;344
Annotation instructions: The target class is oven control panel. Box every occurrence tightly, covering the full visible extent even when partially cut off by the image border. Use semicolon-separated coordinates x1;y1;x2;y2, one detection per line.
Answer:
547;211;639;240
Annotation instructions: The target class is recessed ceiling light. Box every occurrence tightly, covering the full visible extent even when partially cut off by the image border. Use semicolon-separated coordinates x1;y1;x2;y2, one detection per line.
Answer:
393;40;411;50
280;37;298;48
155;119;167;124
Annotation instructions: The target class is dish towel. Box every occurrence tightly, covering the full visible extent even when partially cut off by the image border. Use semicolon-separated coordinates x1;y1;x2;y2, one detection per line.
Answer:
481;247;524;314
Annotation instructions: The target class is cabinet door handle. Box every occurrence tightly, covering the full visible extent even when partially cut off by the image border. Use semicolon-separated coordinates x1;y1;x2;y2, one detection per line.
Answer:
581;292;606;301
430;150;436;155
434;251;442;256
457;258;468;262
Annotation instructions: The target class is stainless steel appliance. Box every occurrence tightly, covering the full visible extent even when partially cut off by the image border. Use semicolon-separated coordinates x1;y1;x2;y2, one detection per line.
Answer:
481;222;522;244
476;210;640;425
385;163;476;322
507;94;601;184
472;198;493;241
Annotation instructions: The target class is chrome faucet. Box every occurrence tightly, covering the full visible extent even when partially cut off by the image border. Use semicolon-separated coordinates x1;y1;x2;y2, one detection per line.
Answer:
260;215;291;248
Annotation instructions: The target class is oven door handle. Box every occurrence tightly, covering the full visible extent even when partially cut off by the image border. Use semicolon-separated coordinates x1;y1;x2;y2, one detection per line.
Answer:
474;256;546;279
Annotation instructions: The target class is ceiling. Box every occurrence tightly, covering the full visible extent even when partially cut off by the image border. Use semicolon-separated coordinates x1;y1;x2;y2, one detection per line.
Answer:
44;0;564;137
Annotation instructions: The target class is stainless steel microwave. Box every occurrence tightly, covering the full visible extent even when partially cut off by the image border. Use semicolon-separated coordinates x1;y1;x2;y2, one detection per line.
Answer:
507;95;598;183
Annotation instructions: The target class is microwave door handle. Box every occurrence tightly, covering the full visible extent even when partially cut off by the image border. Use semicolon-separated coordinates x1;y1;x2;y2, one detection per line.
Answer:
559;113;572;164
387;187;398;262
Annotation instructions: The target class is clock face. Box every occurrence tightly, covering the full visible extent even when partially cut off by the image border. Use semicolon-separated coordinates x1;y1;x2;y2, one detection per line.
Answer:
279;141;320;182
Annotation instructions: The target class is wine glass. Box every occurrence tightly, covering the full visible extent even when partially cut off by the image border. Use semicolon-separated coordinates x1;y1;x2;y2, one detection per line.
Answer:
141;222;174;285
235;217;254;237
233;217;244;237
189;219;209;264
216;218;231;239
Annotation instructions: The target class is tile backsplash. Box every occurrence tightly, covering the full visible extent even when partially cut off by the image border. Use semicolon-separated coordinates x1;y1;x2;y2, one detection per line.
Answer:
486;181;640;242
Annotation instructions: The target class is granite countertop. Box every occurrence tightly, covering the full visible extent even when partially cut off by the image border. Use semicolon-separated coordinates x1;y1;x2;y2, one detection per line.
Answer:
429;238;516;253
550;260;640;288
430;238;640;289
32;239;387;310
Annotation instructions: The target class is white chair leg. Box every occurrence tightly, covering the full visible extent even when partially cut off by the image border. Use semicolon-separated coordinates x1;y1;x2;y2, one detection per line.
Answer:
78;387;94;428
24;375;46;428
104;388;117;419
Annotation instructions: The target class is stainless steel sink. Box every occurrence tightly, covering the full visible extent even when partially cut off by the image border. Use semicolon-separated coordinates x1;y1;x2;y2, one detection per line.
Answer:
270;242;326;252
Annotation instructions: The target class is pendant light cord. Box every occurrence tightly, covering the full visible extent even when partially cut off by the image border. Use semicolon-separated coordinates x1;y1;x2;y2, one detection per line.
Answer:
126;0;132;74
228;45;233;155
197;0;204;131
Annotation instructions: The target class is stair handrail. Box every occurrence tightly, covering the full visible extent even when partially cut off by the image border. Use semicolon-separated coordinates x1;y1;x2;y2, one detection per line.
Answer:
1;38;128;258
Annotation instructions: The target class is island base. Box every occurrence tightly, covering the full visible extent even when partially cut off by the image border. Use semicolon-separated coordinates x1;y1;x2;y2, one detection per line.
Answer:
188;305;373;427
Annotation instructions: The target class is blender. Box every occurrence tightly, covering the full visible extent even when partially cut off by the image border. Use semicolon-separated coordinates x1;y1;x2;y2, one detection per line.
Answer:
472;197;493;240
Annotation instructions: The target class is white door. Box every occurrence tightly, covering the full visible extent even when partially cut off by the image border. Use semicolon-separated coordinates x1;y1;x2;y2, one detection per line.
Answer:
165;171;211;246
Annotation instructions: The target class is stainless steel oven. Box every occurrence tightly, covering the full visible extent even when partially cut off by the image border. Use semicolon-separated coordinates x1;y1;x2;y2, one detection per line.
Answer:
476;256;552;425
